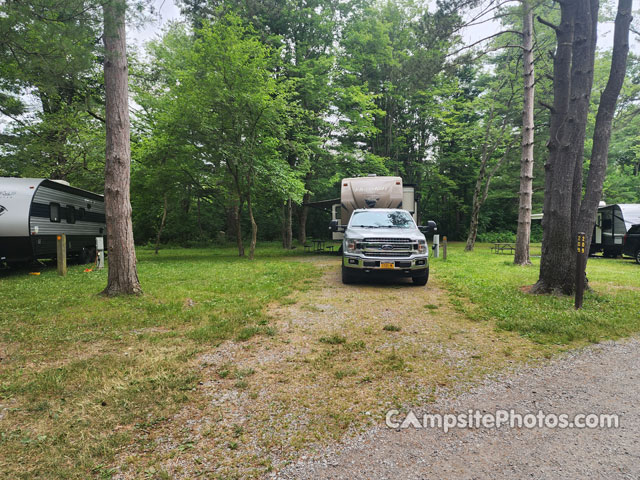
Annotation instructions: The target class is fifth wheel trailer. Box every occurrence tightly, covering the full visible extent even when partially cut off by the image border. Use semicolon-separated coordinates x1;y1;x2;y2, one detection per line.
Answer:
330;175;417;240
0;177;105;264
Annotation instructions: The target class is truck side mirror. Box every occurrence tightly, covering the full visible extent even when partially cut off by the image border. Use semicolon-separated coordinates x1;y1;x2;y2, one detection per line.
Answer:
330;219;346;232
419;221;437;234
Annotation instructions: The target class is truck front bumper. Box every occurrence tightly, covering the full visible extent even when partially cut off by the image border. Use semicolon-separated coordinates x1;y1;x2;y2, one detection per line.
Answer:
343;254;429;274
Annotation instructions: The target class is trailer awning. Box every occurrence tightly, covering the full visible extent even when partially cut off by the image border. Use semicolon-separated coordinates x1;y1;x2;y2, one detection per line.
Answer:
303;198;340;212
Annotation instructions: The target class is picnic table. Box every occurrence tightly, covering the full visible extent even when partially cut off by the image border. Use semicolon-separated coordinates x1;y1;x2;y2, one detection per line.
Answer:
304;239;336;254
491;242;516;254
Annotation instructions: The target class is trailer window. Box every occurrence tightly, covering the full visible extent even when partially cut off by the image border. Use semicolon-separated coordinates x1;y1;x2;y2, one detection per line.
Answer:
49;203;61;222
66;206;76;224
78;208;86;220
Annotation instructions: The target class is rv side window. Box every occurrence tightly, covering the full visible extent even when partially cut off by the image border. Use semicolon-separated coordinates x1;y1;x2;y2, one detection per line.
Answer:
78;208;86;220
50;203;61;223
66;206;76;224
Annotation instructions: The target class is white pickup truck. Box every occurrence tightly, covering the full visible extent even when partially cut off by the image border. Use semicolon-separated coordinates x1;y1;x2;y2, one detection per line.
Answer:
334;208;435;285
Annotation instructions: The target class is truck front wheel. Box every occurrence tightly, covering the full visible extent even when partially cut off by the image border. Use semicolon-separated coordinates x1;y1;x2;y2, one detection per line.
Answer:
341;264;359;284
412;268;429;286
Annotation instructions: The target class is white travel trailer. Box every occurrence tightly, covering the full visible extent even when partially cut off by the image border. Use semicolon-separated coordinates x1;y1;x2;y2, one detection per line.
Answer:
591;203;640;257
0;177;105;264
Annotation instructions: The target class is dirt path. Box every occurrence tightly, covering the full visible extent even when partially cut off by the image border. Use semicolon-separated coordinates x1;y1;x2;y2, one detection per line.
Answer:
113;256;551;478
274;336;640;480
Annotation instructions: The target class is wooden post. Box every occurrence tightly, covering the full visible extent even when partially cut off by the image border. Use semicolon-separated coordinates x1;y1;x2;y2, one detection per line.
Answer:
443;236;448;260
575;232;586;309
56;234;67;276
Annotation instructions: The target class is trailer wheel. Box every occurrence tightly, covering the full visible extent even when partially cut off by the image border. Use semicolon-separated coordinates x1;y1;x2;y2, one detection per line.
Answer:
412;268;429;286
341;264;359;284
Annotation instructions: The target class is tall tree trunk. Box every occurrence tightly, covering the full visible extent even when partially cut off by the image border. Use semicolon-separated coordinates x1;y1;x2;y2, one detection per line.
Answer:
154;192;168;254
298;191;310;245
464;144;512;251
514;0;535;266
577;0;632;252
282;198;293;249
101;0;141;296
465;176;484;251
234;200;244;257
247;192;257;260
533;0;587;295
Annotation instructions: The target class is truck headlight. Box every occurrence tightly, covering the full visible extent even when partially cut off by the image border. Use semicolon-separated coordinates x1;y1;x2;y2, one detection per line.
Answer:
345;238;357;253
418;240;427;254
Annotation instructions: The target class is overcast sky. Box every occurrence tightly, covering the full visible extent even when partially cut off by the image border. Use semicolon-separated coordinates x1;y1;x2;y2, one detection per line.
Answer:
128;0;633;53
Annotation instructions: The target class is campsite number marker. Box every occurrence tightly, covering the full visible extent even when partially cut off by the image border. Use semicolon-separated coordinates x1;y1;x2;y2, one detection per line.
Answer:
575;232;586;310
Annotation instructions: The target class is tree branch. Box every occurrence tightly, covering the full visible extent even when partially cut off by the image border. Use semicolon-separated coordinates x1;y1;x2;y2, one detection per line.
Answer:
537;16;560;32
446;30;524;58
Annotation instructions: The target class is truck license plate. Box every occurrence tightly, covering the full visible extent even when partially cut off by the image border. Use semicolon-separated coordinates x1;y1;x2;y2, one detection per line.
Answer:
380;262;394;269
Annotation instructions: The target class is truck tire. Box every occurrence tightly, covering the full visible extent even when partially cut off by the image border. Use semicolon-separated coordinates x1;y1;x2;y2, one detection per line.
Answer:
341;264;359;284
412;268;429;286
636;249;640;265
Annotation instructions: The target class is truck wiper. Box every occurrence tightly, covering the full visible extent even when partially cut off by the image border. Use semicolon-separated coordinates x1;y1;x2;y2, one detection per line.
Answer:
351;225;383;228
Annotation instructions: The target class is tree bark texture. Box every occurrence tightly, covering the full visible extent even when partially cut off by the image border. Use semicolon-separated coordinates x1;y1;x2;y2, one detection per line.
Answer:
514;0;535;266
534;0;588;294
101;0;142;296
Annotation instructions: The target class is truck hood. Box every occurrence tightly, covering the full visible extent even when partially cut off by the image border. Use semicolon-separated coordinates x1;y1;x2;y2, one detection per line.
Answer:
345;227;425;241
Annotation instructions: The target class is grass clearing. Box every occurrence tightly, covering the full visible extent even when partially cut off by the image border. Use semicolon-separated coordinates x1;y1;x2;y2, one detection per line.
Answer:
0;244;316;479
1;241;638;478
432;242;640;344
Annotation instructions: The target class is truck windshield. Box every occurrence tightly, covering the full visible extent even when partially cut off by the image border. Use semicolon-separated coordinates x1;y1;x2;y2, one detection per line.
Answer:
350;210;414;228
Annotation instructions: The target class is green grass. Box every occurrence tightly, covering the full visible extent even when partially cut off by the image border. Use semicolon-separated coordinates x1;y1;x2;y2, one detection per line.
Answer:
0;244;317;479
432;242;640;345
1;240;639;478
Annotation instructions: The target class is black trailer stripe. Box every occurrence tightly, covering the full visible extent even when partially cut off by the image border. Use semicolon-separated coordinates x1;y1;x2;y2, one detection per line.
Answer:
30;202;105;223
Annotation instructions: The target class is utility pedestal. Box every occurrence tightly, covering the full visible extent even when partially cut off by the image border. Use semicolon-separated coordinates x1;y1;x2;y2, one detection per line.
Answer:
96;236;105;269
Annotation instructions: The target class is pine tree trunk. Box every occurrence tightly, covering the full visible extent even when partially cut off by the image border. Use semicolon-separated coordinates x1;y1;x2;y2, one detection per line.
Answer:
154;192;168;254
101;0;141;296
514;0;535;266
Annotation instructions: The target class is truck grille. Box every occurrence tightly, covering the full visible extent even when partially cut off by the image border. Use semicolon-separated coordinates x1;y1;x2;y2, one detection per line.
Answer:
363;238;412;243
358;238;417;257
363;251;412;257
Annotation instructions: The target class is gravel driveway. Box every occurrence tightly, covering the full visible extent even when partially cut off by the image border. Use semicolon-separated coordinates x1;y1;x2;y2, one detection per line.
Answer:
274;337;640;480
